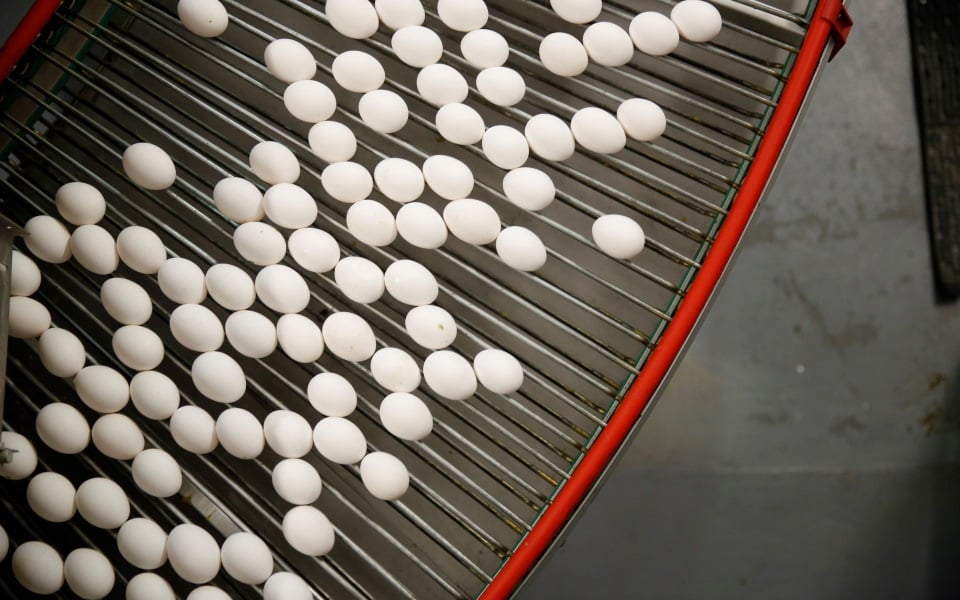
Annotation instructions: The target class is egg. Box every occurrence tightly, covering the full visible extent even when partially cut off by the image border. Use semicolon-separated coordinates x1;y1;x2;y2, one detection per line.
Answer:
322;311;377;361
263;39;316;83
443;199;501;245
63;548;114;600
460;29;508;68
55;181;105;225
370;348;421;393
276;313;325;362
255;264;310;313
475;66;526;106
617;97;667;141
272;458;322;505
422;350;477;400
671;0;722;42
170;303;224;352
130;370;180;420
502;167;555;211
76;477;130;529
123;143;177;190
375;0;425;29
233;221;287;266
23;215;71;263
416;63;468;107
263;410;313;458
307;372;357;416
126;573;175;600
74;364;130;413
220;532;273;585
38;327;86;377
117;518;168;569
283;80;337;123
10;250;41;296
629;12;680;55
391;26;443;67
177;0;229;37
313;417;366;464
26;471;76;522
249;141;300;185
225;310;278;358
212;177;264;223
166;524;221;584
482;125;529;169
325;0;379;39
346;199;397;247
582;22;634;66
216;407;265;459
374;157;424;203
192;351;246;403
551;0;601;23
422;155;474;200
8;296;51;338
12;541;64;595
282;506;335;556
321;161;373;203
436;103;485;145
287;227;340;273
0;431;37;480
592;214;646;259
100;277;152;325
91;413;144;460
158;257;207;304
525;113;575;161
539;32;588;77
0;526;6;562
132;448;182;497
308;120;357;163
570;106;627;154
384;259;438;306
360;452;410;500
36;402;89;453
264;572;312;600
496;226;547;271
187;587;232;600
379;391;432;439
437;0;488;31
395;202;447;249
358;89;409;134
71;225;118;276
405;304;457;349
170;405;219;454
334;256;385;304
113;325;165;371
116;225;167;273
331;50;385;93
473;348;524;394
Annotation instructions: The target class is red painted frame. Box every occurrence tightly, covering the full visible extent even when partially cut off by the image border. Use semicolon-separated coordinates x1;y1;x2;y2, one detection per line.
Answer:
0;0;60;83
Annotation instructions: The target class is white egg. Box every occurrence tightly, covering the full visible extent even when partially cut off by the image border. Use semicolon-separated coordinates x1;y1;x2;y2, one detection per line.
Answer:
220;533;275;587
437;0;487;31
359;89;409;134
629;12;680;55
91;413;144;460
539;32;588;77
264;572;312;600
460;29;509;68
308;120;357;163
392;26;443;67
473;348;524;394
255;264;310;313
443;198;501;245
332;50;385;93
130;371;180;420
307;372;357;416
10;250;41;296
321;161;373;203
374;157;424;203
101;277;152;325
64;548;114;600
74;364;130;413
233;221;287;266
476;66;526;107
321;312;377;361
525;113;575;161
405;304;457;349
384;259;438;306
55;181;105;225
117;226;166;273
346;199;397;247
75;477;130;529
422;350;477;400
436;103;485;145
283;80;337;123
8;296;51;339
26;471;76;522
276;313;325;362
0;431;37;480
379;392;432;439
212;177;264;223
617;97;667;141
263;410;313;458
177;0;229;37
592;214;646;259
249;141;300;185
375;0;425;29
192;351;246;404
502;167;555;211
117;518;168;570
395;202;447;249
36;402;89;453
360;452;410;500
23;215;71;263
132;448;182;498
264;39;316;83
334;256;385;304
186;586;232;600
496;226;547;271
123;143;177;190
671;0;722;42
225;310;277;358
158;257;207;304
272;458;322;505
38;327;85;378
422;155;473;200
113;325;165;371
216;407;265;459
313;417;366;464
70;224;118;274
171;405;219;454
482;125;529;169
583;22;634;66
288;227;340;273
326;0;380;39
126;573;175;600
0;525;7;562
416;63;469;107
12;541;64;595
551;0;601;23
166;524;221;584
570;106;627;154
371;348;421;393
282;506;335;556
170;303;224;352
